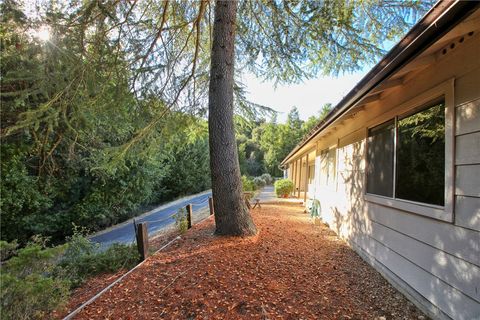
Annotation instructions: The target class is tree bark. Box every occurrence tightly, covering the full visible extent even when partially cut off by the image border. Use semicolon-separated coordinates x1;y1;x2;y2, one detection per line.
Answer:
208;0;257;236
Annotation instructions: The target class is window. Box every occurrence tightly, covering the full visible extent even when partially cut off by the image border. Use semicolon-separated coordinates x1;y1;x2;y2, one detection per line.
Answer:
320;147;336;187
366;120;394;197
396;103;445;206
366;100;445;206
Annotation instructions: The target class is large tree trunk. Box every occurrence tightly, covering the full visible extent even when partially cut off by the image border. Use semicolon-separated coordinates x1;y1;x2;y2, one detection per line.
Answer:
208;0;257;236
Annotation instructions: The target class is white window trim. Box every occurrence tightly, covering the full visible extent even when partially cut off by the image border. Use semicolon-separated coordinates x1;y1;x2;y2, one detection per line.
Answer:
364;78;455;223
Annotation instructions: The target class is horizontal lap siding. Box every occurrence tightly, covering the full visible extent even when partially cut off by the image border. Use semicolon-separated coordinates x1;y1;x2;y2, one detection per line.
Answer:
367;202;480;267
316;134;480;318
349;230;480;320
455;196;480;231
455;132;480;165
309;28;480;319
455;98;480;136
369;220;480;302
454;72;480;232
455;165;480;197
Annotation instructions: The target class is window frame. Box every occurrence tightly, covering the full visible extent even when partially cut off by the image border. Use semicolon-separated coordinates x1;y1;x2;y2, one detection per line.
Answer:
364;79;455;222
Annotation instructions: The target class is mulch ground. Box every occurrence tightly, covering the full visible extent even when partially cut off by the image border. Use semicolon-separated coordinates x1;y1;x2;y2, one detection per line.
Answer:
69;202;428;320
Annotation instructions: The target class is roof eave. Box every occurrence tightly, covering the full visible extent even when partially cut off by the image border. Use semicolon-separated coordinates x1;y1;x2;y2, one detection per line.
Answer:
281;0;479;166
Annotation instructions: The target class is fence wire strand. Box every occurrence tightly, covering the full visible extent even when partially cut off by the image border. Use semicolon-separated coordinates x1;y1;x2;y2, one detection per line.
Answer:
137;212;177;225
115;195;213;252
190;197;210;206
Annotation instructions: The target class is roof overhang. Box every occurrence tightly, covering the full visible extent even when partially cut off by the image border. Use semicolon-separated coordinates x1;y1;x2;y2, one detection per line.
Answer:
281;0;480;167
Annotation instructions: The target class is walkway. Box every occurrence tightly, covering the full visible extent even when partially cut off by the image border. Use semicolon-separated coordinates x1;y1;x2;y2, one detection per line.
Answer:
257;185;304;205
74;202;426;319
257;185;276;202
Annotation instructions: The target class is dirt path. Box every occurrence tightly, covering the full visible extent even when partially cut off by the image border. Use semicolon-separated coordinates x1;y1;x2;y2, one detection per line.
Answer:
73;202;427;319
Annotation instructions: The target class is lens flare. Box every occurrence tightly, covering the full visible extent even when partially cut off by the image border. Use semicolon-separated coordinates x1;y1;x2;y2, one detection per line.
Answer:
36;26;50;41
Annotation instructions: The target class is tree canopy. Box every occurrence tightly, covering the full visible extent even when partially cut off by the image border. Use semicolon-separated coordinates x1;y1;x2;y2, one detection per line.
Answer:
0;0;433;241
237;106;332;177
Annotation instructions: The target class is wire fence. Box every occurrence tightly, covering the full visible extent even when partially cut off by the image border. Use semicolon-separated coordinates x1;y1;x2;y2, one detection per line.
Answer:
135;212;176;225
65;191;264;320
190;197;210;207
134;196;210;228
132;196;213;254
64;194;212;320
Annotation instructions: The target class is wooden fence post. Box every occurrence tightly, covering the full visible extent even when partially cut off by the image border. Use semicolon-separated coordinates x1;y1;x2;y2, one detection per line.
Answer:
136;222;149;261
186;204;192;229
208;197;214;215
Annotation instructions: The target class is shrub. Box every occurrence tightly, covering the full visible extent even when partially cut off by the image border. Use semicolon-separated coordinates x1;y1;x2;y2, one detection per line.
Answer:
0;240;18;261
0;238;69;320
1;232;140;319
57;231;139;287
260;173;273;185
1;273;70;320
241;175;256;192
253;176;266;188
174;208;189;234
274;179;294;197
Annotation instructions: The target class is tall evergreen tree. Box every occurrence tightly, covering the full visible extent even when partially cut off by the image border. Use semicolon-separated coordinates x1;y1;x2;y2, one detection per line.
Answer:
1;0;432;238
208;0;256;235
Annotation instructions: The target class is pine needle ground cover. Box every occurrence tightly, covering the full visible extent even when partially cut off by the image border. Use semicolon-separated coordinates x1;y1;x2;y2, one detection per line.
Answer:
65;203;427;319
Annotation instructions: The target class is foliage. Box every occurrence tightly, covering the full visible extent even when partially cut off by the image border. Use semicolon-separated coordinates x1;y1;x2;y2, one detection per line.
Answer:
0;231;140;319
0;0;431;242
1;234;139;318
0;0;434;312
252;173;273;188
274;179;294;198
253;176;266;188
0;237;69;320
236;106;332;178
154;122;211;203
241;175;257;192
52;227;139;287
237;1;432;82
0;2;213;244
0;240;18;261
0;145;53;242
174;208;189;234
58;241;139;287
260;173;273;185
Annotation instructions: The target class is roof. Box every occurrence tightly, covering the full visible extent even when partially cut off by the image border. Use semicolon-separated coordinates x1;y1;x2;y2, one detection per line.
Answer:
281;0;480;166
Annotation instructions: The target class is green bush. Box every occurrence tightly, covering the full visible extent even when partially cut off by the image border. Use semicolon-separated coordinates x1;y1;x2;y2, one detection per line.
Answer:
0;238;69;320
174;208;189;234
260;173;273;185
274;179;294;197
1;273;70;320
0;240;18;261
0;233;140;319
253;176;266;188
241;175;257;192
57;231;139;287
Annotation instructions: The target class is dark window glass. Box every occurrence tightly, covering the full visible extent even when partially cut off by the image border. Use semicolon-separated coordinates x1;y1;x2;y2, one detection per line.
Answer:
366;120;394;197
396;102;445;206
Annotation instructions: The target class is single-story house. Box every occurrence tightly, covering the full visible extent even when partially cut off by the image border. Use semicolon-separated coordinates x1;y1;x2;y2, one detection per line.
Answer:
280;2;480;319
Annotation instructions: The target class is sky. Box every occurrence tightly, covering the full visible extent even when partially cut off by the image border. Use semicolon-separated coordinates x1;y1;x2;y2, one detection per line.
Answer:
242;70;370;123
242;37;399;124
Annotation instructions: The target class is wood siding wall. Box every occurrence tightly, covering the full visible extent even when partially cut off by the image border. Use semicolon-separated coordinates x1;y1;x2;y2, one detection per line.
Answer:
298;31;480;319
